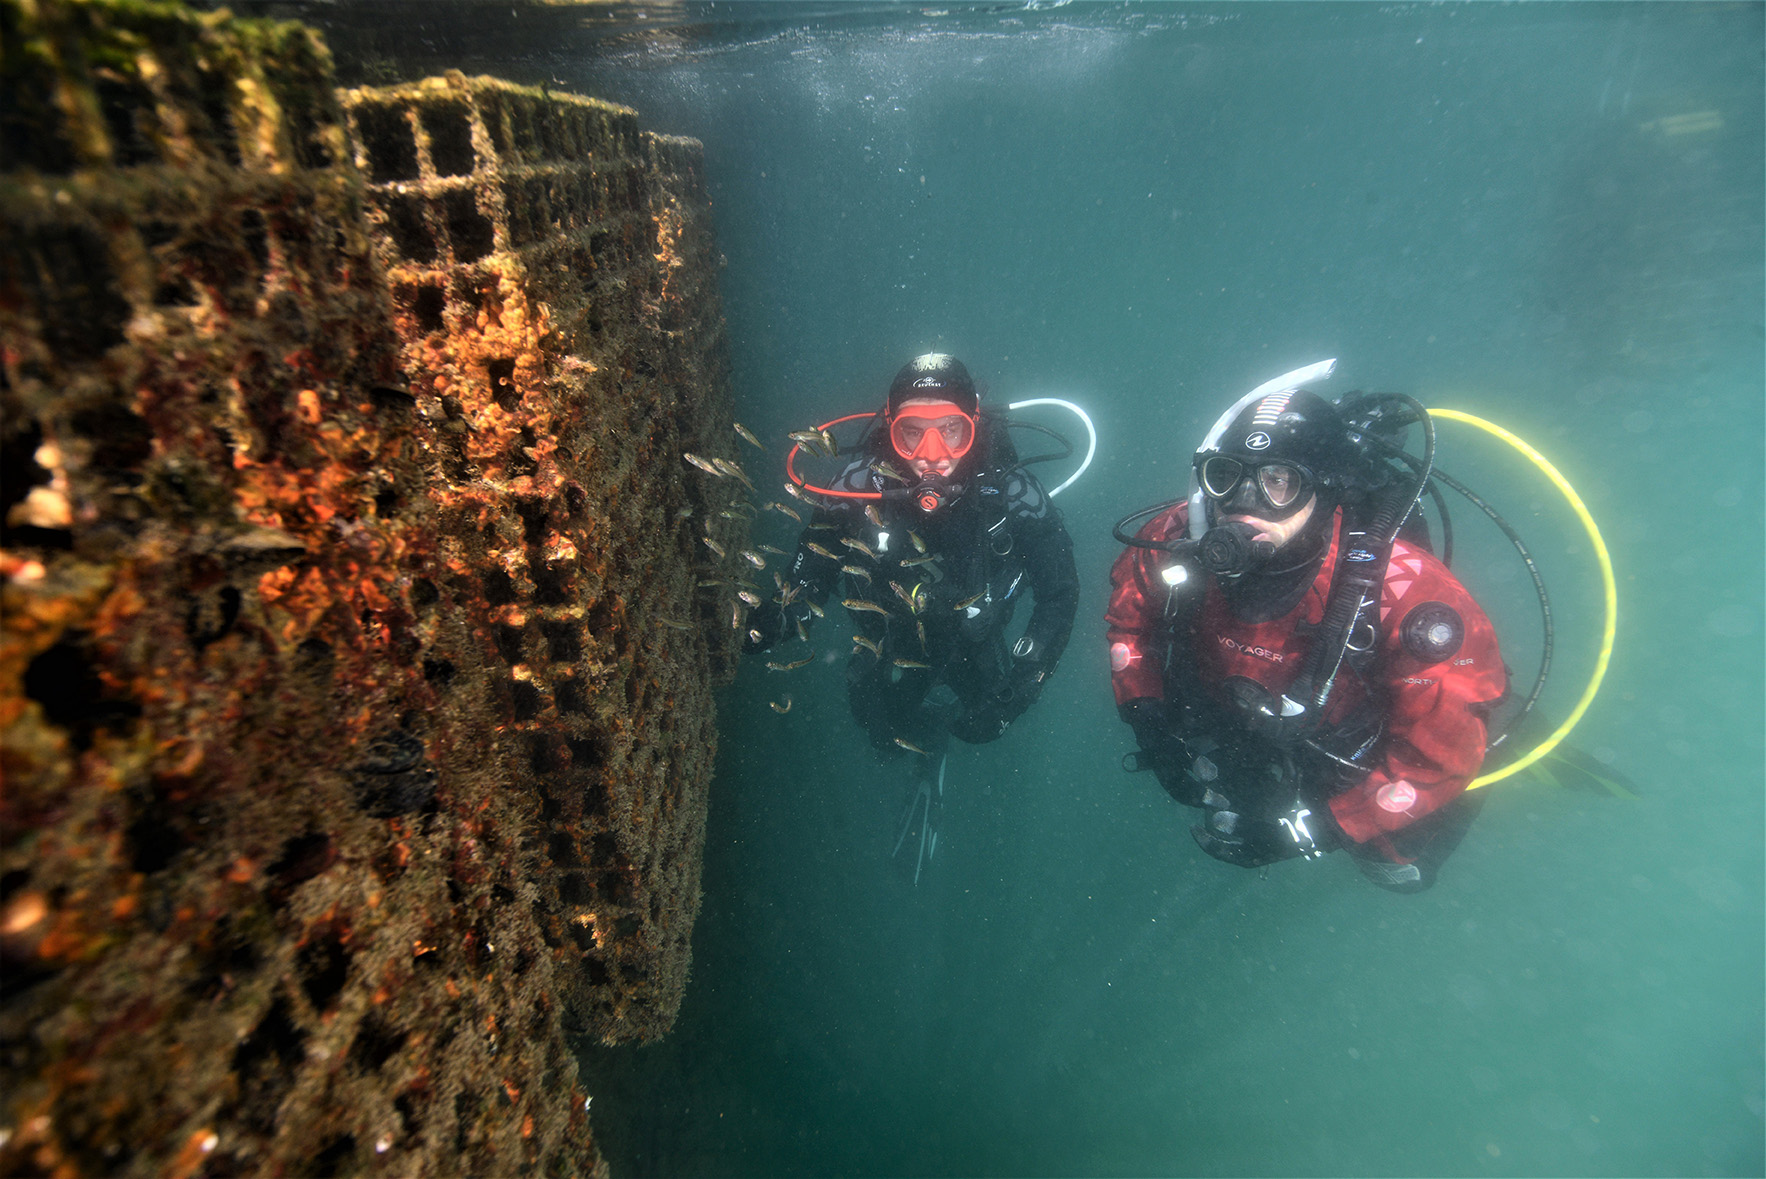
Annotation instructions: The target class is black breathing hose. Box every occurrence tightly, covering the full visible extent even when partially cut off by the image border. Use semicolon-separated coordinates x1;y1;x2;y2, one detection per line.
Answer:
1111;499;1191;552
1366;441;1555;752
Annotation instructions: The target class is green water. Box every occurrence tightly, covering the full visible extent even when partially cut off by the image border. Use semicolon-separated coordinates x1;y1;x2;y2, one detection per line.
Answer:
326;3;1764;1173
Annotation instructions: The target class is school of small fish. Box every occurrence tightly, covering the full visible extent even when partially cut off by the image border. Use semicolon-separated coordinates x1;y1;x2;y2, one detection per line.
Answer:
674;419;976;722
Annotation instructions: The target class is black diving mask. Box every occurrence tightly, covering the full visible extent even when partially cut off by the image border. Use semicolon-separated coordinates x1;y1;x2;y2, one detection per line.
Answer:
1198;456;1313;520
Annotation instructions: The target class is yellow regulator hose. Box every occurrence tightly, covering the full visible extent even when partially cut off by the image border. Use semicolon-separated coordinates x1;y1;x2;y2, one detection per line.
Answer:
1425;410;1619;790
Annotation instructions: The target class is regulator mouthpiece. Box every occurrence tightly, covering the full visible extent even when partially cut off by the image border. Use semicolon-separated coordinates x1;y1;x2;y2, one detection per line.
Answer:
913;475;958;515
1199;522;1277;578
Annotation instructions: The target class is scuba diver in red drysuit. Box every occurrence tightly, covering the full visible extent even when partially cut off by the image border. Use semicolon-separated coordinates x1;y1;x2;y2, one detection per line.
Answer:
1107;373;1507;891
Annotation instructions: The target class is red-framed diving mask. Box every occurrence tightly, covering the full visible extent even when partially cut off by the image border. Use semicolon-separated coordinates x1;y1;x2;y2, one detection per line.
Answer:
889;401;976;465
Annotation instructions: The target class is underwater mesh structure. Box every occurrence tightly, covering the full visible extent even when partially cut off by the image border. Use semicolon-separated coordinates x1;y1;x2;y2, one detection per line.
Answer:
1;1;745;1174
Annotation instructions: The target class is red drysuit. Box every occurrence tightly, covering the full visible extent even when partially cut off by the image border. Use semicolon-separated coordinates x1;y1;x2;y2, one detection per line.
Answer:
1106;503;1506;847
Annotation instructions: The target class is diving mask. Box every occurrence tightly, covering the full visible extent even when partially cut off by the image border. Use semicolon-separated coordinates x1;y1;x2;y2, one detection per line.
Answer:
890;401;976;464
1198;456;1312;519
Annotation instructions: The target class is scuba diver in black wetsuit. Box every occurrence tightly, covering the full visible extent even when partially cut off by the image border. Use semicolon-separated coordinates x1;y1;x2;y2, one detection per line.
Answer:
745;354;1080;884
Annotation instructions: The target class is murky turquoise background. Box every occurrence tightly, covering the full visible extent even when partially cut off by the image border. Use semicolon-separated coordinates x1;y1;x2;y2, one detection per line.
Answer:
315;3;1765;1174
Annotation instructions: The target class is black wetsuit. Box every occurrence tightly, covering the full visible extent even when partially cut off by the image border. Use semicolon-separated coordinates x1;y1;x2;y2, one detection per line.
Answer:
746;433;1079;758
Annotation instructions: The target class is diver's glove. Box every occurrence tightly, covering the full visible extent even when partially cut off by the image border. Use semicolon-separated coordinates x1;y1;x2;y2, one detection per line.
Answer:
1121;697;1208;808
1122;697;1172;753
1002;636;1050;720
948;641;1051;742
742;599;809;655
951;692;1014;744
1190;799;1340;868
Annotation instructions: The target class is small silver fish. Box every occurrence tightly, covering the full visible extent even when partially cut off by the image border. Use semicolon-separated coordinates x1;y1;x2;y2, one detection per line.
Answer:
657;618;696;632
730;601;743;629
952;590;985;612
807;542;841;561
893;737;930;755
888;581;923;614
841;564;873;583
702;536;726;558
770;695;793;714
864;504;884;529
796;618;810;642
712;457;754;489
675;506;695;519
852;634;881;657
893;659;929;670
738;590;762;608
842;598;890;616
684;452;724;476
841;536;878;560
758;544;788;555
899;554;939;569
767;501;803;523
869;458;910;484
909;530;927;554
788;428;838;458
749;628;764;644
735;422;765;451
806;601;825;619
767;653;816;672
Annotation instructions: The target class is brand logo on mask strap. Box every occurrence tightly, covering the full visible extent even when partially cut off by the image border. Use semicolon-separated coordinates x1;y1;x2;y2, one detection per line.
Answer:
913;376;943;388
1346;548;1377;562
1245;431;1271;451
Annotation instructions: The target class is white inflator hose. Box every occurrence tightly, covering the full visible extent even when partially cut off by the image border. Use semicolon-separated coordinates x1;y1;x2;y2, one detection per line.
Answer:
1007;398;1097;497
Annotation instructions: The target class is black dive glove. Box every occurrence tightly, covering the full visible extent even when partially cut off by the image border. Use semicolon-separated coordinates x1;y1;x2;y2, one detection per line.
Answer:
950;641;1050;743
1190;799;1340;869
742;599;809;655
1003;636;1050;720
1123;697;1172;753
1121;698;1208;808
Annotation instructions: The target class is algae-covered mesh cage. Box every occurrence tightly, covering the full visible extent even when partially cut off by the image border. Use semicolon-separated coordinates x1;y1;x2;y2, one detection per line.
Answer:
0;1;749;1174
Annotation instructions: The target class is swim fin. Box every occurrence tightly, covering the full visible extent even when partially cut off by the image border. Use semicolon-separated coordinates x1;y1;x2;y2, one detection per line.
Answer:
1488;708;1641;798
891;752;945;886
1516;741;1641;798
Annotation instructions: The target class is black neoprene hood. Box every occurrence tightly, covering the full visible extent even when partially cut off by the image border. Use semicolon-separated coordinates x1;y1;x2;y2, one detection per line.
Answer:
1206;388;1362;490
887;353;979;417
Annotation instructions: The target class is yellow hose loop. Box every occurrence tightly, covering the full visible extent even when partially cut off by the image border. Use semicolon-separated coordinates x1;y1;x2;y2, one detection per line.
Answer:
1424;409;1618;790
